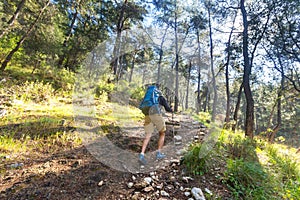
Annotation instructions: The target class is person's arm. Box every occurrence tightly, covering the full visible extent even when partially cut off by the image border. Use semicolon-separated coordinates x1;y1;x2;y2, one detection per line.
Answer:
158;96;173;112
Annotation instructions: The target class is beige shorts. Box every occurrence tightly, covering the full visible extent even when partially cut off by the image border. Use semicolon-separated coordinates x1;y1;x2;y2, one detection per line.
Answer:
144;114;166;135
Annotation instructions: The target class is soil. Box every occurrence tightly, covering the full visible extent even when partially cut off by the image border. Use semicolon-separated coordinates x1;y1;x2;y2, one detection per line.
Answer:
0;114;232;200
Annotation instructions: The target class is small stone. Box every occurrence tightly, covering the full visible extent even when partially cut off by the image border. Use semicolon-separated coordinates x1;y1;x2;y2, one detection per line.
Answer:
150;172;155;176
199;131;206;135
160;190;170;197
170;159;180;164
131;193;140;200
127;182;134;188
98;180;104;186
205;188;212;195
180;186;184;191
144;177;152;185
184;191;191;196
143;186;154;192
169;176;176;182
9;163;24;168
191;187;205;200
182;176;193;183
174;135;182;141
132;175;136;181
156;183;163;189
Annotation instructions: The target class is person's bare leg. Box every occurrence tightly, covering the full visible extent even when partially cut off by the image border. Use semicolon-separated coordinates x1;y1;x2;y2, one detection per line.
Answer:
141;133;151;154
157;131;165;151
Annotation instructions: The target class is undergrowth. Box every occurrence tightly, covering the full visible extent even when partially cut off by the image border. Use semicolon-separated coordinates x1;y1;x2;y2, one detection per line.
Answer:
183;113;300;199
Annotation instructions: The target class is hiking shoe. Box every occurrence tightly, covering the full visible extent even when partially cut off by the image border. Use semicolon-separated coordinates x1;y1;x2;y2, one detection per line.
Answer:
139;153;147;165
156;151;166;160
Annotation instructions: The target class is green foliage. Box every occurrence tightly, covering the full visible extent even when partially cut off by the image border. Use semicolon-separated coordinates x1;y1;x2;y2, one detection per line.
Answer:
183;117;300;200
193;112;211;127
183;143;209;175
224;158;272;199
11;81;54;103
95;79;115;101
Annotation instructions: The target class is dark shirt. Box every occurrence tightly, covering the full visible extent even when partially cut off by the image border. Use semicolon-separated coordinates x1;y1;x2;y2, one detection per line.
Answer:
158;96;173;113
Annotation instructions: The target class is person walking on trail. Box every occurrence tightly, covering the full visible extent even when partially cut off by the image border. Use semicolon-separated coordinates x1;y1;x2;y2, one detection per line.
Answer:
138;84;173;165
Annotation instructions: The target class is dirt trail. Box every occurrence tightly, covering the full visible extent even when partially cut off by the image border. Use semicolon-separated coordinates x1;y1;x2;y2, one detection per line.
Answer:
0;113;230;199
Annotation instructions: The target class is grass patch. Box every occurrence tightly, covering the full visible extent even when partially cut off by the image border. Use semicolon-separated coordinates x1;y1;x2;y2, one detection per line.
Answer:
183;114;300;199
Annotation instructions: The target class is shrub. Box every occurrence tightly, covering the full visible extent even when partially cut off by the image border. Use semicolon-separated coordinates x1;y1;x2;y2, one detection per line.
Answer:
13;81;54;103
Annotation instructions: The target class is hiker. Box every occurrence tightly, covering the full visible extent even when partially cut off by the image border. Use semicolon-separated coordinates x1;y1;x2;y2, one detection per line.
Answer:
138;84;173;165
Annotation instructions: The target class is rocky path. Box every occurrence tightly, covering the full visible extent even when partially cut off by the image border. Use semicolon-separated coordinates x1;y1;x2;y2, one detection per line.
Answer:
0;113;230;199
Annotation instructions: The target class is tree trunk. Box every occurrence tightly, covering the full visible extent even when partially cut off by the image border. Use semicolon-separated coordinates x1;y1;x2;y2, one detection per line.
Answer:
0;0;26;39
269;52;284;143
129;51;137;83
58;1;81;68
207;4;217;122
185;61;192;110
241;0;254;138
196;29;202;113
112;0;128;78
224;12;237;128
1;0;51;71
174;1;179;112
232;82;243;132
157;26;168;84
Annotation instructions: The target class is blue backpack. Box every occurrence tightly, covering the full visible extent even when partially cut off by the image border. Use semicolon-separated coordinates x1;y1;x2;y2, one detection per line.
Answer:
139;85;160;115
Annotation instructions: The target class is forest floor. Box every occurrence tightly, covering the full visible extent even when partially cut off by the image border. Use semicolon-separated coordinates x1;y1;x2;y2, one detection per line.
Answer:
0;99;232;200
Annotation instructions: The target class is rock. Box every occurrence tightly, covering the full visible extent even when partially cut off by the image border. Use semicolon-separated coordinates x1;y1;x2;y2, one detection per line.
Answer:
143;186;154;192
182;176;194;183
9;163;24;168
156;183;163;189
134;181;148;189
174;135;182;141
150;172;155;176
188;198;194;200
205;188;213;195
199;131;206;135
169;176;176;182
127;182;134;188
160;190;170;197
144;177;152;185
184;191;191;196
191;187;205;200
170;159;180;164
97;180;104;186
180;186;184;191
132;175;136;181
131;192;140;200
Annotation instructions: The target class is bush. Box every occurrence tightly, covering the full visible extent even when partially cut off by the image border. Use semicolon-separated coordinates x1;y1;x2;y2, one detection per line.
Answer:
13;81;54;103
224;158;272;199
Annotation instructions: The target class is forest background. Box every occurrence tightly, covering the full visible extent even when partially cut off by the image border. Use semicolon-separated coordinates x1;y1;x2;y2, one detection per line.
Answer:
0;0;299;199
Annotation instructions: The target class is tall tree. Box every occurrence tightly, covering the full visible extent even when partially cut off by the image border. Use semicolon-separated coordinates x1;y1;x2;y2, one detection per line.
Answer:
205;1;217;122
240;0;254;138
1;0;51;71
